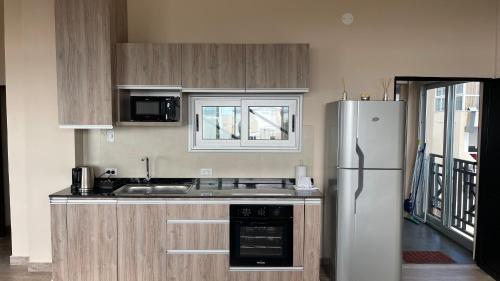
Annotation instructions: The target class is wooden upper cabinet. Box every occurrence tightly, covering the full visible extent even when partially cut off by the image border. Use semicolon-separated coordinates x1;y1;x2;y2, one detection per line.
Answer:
246;44;309;90
55;0;127;127
116;43;182;86
182;44;245;89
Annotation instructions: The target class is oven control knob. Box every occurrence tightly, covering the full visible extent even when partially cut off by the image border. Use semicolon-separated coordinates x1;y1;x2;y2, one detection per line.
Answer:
271;208;281;217
257;208;266;217
242;208;251;217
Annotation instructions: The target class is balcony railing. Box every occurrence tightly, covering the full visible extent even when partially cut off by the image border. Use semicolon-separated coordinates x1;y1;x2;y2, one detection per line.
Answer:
428;154;477;239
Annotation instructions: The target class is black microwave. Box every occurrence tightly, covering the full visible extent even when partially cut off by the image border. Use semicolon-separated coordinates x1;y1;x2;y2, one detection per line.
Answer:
130;96;180;122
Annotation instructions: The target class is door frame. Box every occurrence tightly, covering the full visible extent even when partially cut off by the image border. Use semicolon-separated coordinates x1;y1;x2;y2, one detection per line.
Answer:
395;77;489;254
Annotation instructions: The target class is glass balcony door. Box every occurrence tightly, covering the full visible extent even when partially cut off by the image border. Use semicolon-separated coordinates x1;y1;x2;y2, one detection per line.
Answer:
422;82;481;249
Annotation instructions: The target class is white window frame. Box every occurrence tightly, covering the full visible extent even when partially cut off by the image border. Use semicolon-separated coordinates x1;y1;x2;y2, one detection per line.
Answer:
189;94;302;152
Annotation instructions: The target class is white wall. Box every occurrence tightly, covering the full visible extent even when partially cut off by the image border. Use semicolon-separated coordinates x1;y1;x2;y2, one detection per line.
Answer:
3;0;500;263
4;0;75;263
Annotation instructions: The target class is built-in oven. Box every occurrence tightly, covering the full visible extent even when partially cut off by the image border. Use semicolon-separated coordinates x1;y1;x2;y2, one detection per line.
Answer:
230;205;293;267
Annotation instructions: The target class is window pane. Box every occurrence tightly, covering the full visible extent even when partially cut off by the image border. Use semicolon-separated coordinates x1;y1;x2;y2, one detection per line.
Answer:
248;106;289;140
202;106;240;140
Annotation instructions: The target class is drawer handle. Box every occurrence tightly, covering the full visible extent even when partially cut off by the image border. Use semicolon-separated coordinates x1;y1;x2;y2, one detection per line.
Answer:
166;249;229;255
166;219;229;224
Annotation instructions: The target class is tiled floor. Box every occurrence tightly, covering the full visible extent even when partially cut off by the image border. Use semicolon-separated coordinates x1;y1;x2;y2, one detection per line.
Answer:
0;236;51;281
402;220;473;264
0;233;493;281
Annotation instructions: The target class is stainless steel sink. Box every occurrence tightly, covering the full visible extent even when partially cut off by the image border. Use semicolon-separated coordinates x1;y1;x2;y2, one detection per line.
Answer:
113;184;192;196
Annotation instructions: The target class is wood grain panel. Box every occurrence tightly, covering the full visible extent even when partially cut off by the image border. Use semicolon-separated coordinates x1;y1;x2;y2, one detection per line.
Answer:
246;44;309;89
55;0;127;126
50;204;68;281
166;254;229;281
167;204;229;219
117;204;167;281
116;43;182;85
67;204;117;281
167;223;229;250
293;204;304;266
182;44;245;89
303;203;322;281
230;271;303;281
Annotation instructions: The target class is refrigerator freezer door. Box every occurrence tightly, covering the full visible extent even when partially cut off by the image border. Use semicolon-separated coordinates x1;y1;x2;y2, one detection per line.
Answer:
351;169;402;281
337;101;359;169
357;102;406;169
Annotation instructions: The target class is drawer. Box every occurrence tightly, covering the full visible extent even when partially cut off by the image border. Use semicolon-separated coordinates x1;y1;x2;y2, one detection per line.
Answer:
167;253;229;281
166;221;229;250
229;270;303;281
167;204;228;219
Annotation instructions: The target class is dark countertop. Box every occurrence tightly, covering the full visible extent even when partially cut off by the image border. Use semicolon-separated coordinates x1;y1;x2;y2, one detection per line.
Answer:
49;178;323;199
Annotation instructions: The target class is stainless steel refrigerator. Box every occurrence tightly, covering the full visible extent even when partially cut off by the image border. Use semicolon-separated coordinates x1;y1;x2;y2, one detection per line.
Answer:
324;101;406;281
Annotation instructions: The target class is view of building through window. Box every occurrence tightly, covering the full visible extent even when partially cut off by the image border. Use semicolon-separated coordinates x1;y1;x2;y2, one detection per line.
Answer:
426;82;480;163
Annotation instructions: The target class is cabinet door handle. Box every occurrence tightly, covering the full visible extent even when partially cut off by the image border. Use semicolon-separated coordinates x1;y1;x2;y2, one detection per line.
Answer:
196;114;200;132
292;114;296;133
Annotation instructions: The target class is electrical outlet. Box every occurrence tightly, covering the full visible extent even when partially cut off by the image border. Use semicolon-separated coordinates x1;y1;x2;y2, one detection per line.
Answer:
200;168;213;177
104;168;118;176
106;130;115;143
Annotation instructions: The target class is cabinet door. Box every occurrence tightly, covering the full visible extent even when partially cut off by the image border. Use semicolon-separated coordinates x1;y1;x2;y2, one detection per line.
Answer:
51;204;68;281
167;253;229;281
246;44;309;90
67;203;117;281
116;43;182;86
293;204;304;267
55;0;127;126
182;44;245;89
117;204;167;281
303;202;322;281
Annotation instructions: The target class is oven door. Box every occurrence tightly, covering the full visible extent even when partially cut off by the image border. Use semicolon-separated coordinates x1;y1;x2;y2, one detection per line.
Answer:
130;96;164;121
230;218;293;267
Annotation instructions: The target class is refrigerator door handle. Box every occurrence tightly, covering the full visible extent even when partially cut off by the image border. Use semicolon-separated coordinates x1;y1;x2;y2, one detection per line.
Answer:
355;138;365;213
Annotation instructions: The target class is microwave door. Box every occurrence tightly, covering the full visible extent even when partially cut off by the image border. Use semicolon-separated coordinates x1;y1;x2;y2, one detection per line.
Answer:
131;97;162;121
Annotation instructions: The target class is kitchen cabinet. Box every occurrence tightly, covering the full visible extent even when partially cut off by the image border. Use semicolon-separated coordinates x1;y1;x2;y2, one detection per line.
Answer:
166;203;230;281
246;44;309;90
167;222;229;250
55;0;127;128
50;198;321;281
182;44;245;90
66;202;118;281
293;204;305;266
167;254;229;281
50;204;68;281
303;202;322;281
116;43;182;86
167;203;229;219
117;203;167;281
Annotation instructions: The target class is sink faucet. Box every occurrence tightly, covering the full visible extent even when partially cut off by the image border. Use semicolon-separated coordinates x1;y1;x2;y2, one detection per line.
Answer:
141;156;151;184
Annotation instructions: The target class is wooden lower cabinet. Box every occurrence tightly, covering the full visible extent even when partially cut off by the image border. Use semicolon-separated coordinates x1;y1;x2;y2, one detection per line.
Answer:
167;222;229;250
167;203;229;219
303;202;322;281
230;271;303;281
66;203;117;281
167;254;229;281
117;203;167;281
50;204;68;281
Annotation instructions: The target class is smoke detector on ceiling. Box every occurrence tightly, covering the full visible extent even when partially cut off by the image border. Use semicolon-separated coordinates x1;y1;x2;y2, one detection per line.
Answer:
342;13;354;25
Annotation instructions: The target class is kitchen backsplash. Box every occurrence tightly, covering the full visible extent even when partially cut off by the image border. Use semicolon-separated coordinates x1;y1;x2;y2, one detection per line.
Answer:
80;125;314;178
